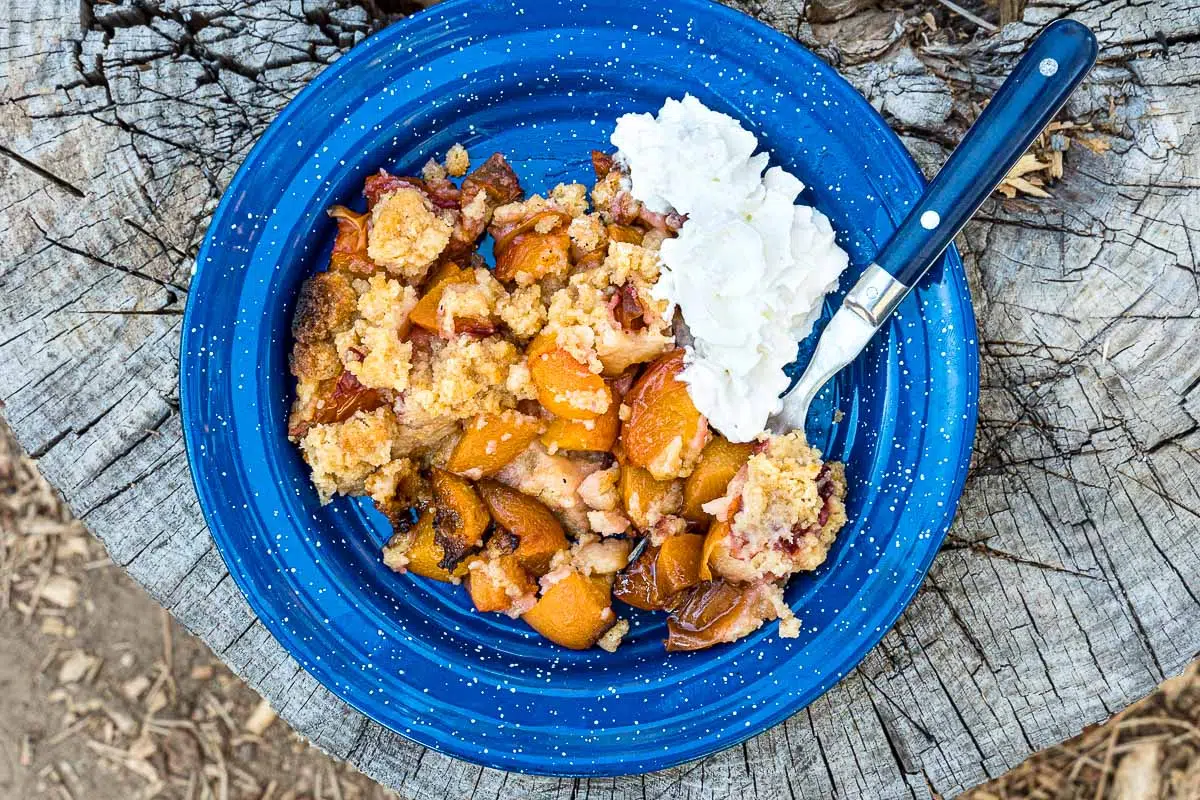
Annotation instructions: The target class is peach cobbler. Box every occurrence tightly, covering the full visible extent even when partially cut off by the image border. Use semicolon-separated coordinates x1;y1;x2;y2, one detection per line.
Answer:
287;145;847;652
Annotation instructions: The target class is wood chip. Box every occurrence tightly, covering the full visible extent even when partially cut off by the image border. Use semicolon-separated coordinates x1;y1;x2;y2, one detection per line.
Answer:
190;664;214;681
146;688;169;715
931;0;998;31
202;692;238;735
58;651;97;684
56;760;86;800
138;782;166;800
1077;135;1113;154
1111;740;1162;799
56;536;91;560
105;706;139;736
326;764;344;800
129;734;158;761
85;654;104;684
86;739;161;783
244;699;277;736
123;674;152;701
41;616;68;636
1003;176;1053;199
45;717;90;747
161;609;174;678
1006;152;1052;180
1050;150;1064;180
19;734;33;767
144;663;172;714
37;575;80;608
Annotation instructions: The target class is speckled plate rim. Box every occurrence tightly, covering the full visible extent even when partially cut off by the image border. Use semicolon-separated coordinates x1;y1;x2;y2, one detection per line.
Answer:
180;0;979;777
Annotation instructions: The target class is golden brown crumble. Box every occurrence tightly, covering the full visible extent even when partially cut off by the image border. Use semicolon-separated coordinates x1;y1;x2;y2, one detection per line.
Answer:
367;186;452;282
496;285;547;340
444;143;470;177
708;432;848;584
402;336;527;427
301;407;398;502
335;274;417;392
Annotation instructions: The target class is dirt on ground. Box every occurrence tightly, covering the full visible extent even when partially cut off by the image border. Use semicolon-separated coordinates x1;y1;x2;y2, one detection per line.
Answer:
1;416;1197;800
0;420;397;800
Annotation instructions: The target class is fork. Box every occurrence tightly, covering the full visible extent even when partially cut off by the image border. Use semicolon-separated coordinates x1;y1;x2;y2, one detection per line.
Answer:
769;19;1097;434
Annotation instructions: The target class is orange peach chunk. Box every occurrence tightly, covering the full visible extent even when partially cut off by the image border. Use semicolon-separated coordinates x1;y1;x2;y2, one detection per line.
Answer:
621;349;708;480
665;580;778;652
409;263;473;332
447;411;543;477
522;571;614;650
401;510;466;583
478;480;569;576
613;532;705;611
619;464;681;532
527;333;612;421
494;231;571;284
541;389;620;453
430;468;490;569
682;436;755;523
467;554;538;614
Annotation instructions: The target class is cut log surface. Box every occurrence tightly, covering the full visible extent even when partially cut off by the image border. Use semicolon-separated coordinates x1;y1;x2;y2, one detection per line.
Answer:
1;0;1197;797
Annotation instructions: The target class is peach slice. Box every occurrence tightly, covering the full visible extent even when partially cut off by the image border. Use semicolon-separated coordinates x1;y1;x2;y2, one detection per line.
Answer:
619;464;681;532
494;230;571;284
527;332;612;421
326;206;375;274
522;571;615;650
665;580;778;652
682;436;755;523
606;224;644;245
540;389;620;453
424;258;462;288
621;349;708;479
596;333;674;378
447;411;543;477
466;554;537;614
656;533;706;597
430;468;490;569
398;510;467;583
613;532;705;611
698;518;728;582
409;264;473;332
288;370;386;439
698;494;739;581
478;480;569;576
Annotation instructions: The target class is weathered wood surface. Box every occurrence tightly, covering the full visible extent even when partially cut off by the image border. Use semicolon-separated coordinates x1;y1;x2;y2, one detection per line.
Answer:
1;0;1197;797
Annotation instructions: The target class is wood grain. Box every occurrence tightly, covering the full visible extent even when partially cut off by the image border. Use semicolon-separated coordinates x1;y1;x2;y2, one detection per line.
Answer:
1;0;1197;797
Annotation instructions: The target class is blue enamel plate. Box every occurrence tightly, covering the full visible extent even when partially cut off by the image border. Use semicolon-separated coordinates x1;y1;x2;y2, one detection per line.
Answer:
181;0;978;777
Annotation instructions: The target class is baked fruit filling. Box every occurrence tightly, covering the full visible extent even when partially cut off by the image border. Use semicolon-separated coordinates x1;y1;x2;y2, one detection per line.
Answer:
288;145;848;651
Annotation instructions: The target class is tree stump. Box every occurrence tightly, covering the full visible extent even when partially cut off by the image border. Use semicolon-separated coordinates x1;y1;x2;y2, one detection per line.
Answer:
1;1;1197;797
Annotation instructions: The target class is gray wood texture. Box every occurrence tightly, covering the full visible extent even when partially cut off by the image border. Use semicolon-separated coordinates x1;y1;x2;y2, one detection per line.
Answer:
2;0;1198;797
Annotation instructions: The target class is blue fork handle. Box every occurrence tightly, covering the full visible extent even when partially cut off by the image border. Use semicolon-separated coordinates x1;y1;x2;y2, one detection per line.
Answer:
871;19;1097;291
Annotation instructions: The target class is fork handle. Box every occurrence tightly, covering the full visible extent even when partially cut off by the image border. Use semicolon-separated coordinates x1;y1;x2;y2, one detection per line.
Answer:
844;19;1097;326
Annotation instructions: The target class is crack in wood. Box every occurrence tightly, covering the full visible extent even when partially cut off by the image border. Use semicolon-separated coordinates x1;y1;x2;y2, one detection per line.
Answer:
0;146;87;198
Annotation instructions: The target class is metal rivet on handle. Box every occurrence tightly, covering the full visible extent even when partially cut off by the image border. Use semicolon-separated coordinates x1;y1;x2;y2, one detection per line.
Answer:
1039;57;1059;77
920;210;940;230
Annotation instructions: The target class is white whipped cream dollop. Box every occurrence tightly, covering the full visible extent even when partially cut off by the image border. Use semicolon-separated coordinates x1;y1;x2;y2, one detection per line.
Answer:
611;95;849;442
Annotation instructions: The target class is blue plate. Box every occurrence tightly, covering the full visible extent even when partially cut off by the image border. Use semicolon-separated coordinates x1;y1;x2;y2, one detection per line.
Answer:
181;0;978;777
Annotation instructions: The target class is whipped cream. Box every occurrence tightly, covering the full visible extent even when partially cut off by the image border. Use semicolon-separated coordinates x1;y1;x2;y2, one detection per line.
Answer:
611;95;849;442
